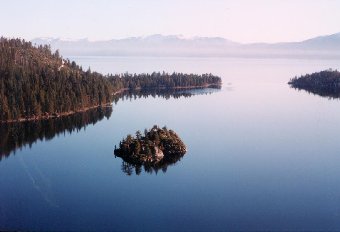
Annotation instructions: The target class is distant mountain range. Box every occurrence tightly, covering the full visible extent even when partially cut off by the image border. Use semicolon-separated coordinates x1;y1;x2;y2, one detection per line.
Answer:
31;33;340;59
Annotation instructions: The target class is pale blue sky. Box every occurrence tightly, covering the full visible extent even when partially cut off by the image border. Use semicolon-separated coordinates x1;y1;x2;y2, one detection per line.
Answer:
1;0;339;43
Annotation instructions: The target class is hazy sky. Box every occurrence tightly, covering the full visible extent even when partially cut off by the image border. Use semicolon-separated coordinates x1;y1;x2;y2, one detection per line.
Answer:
1;0;339;43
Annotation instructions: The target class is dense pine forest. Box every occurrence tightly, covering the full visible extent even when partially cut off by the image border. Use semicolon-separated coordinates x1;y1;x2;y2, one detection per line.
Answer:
0;37;221;122
108;72;221;91
289;69;340;98
0;37;113;121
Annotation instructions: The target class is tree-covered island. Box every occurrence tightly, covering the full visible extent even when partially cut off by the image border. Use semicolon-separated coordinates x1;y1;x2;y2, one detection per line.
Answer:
289;69;340;98
0;37;222;122
114;126;187;165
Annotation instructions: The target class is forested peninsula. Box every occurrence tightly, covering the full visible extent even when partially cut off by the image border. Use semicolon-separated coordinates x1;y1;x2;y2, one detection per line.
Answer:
0;38;221;122
289;69;340;98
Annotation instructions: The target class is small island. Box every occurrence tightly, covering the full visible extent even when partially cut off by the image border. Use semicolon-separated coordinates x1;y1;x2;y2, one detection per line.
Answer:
114;126;187;165
289;69;340;98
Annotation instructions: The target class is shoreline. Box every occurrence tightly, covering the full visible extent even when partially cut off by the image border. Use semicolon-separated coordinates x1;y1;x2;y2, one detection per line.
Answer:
113;84;221;94
1;103;113;124
1;84;221;124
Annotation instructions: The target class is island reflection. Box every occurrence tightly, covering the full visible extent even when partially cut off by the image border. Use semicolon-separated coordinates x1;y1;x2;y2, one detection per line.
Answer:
290;86;340;100
119;153;185;175
0;88;219;161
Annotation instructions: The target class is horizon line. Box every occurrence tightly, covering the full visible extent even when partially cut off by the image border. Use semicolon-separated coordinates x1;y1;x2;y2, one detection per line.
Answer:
4;31;339;45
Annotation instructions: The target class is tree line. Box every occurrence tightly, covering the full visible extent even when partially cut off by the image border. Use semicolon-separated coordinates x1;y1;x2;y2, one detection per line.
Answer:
108;72;221;91
289;69;340;98
0;37;221;122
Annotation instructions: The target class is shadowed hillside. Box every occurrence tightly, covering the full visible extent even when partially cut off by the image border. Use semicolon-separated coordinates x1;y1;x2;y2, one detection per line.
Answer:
0;37;221;123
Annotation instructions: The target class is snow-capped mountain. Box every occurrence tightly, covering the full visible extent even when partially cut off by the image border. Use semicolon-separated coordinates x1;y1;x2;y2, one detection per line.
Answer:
31;33;340;58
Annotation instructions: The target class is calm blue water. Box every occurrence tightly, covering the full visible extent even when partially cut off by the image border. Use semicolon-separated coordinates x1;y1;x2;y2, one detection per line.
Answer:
1;57;340;231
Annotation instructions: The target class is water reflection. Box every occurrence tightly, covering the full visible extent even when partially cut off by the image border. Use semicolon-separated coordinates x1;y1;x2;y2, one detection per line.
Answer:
112;87;221;103
118;153;185;175
0;88;220;161
290;86;340;100
0;107;113;160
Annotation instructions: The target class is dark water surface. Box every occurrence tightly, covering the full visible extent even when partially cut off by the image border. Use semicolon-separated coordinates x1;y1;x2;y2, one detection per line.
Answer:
1;57;340;231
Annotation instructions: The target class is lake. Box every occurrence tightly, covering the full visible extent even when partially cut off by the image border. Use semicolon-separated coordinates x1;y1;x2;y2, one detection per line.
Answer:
1;57;340;231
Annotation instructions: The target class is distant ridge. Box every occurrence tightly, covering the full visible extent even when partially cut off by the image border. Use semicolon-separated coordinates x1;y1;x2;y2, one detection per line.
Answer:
31;33;340;59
